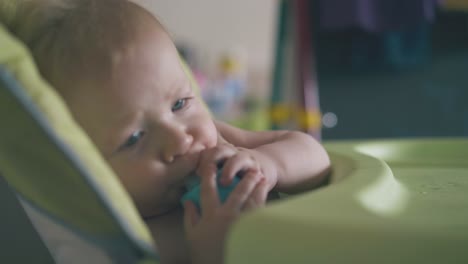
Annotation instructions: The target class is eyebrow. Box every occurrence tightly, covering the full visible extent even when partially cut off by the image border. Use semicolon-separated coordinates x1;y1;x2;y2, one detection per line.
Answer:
169;77;189;95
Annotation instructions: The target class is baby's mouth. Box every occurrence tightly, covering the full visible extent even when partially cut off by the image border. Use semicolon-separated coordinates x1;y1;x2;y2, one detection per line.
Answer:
184;172;199;190
182;151;202;167
172;171;198;195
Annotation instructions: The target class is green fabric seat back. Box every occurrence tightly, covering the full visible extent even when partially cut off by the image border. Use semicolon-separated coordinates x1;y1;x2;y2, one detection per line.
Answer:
0;23;158;263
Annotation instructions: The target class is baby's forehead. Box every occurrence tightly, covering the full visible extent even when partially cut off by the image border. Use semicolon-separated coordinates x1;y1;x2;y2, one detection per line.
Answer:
60;24;171;90
38;0;168;96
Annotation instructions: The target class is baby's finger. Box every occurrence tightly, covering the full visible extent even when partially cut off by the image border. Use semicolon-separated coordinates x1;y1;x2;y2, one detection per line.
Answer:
196;145;237;178
243;178;269;211
183;201;200;229
220;153;257;185
196;149;217;179
196;162;217;184
200;167;221;213
224;171;262;211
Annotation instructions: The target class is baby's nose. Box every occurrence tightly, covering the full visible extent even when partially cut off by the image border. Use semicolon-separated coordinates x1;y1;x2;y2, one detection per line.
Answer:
162;128;193;163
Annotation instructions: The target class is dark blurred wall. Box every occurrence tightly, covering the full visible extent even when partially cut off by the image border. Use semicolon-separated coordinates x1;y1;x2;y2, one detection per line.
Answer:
317;10;468;139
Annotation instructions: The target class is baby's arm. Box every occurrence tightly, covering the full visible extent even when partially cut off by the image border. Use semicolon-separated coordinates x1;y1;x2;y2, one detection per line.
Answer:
184;121;330;264
215;120;331;193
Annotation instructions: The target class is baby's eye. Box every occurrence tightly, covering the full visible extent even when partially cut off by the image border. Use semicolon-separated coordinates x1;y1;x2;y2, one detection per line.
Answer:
120;131;145;150
172;98;187;112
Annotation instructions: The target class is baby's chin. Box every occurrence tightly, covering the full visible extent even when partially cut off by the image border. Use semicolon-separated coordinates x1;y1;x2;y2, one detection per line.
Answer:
142;186;187;218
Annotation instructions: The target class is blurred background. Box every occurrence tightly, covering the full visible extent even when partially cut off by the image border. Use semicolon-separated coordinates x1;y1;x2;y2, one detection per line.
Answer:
134;0;468;141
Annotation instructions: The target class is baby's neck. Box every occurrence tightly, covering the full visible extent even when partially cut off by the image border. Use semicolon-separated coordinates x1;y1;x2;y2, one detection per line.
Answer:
145;207;189;264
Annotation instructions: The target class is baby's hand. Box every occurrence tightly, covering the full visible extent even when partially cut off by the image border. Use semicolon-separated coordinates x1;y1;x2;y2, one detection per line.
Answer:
183;165;268;264
196;143;278;193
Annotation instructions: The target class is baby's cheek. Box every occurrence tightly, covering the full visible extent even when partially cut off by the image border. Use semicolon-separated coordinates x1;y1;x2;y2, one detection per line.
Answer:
109;162;157;201
126;176;171;216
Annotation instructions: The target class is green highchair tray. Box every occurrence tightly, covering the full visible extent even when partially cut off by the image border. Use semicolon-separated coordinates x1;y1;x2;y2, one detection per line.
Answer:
227;138;468;264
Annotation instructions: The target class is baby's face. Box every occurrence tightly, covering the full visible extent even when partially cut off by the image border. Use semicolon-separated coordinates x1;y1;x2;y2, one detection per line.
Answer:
63;25;218;217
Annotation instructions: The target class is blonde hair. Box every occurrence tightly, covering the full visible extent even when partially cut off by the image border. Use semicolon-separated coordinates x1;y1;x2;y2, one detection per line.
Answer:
1;0;162;93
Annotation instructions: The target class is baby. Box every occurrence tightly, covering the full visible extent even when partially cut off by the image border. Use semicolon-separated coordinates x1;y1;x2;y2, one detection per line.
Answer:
7;0;330;263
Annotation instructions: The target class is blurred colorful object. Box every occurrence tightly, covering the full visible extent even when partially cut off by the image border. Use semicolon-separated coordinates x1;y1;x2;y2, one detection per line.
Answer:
270;0;322;139
443;0;468;10
318;0;440;32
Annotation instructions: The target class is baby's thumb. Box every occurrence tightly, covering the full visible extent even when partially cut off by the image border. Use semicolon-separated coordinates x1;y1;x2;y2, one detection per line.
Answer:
183;201;200;229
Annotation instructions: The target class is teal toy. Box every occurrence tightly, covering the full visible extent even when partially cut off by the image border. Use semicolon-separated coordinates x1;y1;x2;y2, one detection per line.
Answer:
181;168;241;210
